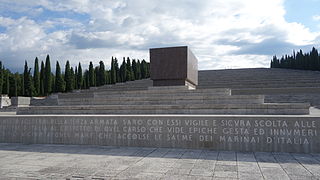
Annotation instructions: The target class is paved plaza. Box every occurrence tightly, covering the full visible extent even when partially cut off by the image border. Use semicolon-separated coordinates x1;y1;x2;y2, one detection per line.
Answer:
0;144;319;179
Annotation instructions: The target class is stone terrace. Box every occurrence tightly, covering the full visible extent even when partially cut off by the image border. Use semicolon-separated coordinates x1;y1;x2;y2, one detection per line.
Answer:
30;68;320;108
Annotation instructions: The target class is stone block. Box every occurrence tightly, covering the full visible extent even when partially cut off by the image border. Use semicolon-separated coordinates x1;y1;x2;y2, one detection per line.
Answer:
0;95;11;108
11;97;30;107
150;46;198;87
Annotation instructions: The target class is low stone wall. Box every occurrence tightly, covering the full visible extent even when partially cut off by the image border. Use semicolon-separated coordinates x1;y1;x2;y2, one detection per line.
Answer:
0;95;11;108
11;97;30;107
0;115;319;153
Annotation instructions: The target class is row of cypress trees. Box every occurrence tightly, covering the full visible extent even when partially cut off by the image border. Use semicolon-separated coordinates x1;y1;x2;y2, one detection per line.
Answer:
0;55;150;97
270;47;320;71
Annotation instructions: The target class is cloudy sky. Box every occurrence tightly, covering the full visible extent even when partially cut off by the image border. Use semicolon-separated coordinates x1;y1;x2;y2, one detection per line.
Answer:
0;0;319;72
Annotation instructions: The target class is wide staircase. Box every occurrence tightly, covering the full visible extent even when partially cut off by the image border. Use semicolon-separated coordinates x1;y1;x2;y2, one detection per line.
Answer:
18;68;320;115
198;68;320;107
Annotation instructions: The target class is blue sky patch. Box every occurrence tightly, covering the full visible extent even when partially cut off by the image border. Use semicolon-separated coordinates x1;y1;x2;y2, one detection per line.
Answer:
284;0;320;31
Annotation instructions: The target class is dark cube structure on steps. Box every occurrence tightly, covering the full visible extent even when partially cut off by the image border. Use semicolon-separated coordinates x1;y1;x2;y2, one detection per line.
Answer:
150;46;198;88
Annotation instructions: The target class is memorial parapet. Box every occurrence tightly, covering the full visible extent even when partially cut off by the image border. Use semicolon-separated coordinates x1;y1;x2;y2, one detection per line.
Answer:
150;46;198;88
0;115;319;153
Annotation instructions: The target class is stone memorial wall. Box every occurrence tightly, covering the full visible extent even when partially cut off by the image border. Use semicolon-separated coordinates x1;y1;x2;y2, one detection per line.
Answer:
0;115;319;153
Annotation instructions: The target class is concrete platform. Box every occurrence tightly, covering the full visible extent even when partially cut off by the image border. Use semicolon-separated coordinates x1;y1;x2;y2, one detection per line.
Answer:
0;143;320;179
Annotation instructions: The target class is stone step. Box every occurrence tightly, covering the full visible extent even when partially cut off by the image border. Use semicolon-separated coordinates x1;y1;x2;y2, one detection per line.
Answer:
58;89;232;99
57;95;264;105
198;82;320;89
88;87;148;92
199;79;320;84
231;87;320;95
17;103;310;115
60;94;263;102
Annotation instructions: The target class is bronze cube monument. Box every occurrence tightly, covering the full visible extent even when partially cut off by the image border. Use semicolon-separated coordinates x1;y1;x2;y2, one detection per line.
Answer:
150;46;198;88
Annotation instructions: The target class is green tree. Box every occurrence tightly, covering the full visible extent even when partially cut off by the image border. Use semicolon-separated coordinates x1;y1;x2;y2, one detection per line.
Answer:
40;61;45;96
270;47;320;71
0;61;3;94
106;70;111;84
110;57;116;84
51;72;55;93
23;61;33;97
74;67;78;89
77;62;83;89
114;58;120;82
311;47;319;71
140;60;148;78
33;57;40;96
99;61;106;86
89;61;95;87
132;59;138;80
2;69;10;95
15;73;22;96
71;67;75;90
9;74;17;97
64;61;73;92
95;66;100;86
83;70;89;89
55;61;65;92
44;55;52;95
126;57;133;81
120;58;127;82
136;60;141;80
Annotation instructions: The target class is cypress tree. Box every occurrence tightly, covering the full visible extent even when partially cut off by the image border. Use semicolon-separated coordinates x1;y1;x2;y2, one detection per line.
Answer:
23;61;28;96
1;69;7;95
136;60;141;79
23;61;33;97
110;57;116;84
114;58;120;83
318;53;320;71
77;62;83;89
132;59;138;80
74;67;78;89
3;70;10;95
89;62;95;87
0;61;2;94
311;47;319;71
51;72;55;93
44;55;52;95
120;58;127;82
33;57;40;96
40;61;45;96
9;74;17;97
95;66;100;86
64;61;73;92
70;67;75;90
141;60;148;78
15;73;22;96
20;72;24;96
83;70;89;89
106;70;110;84
126;57;133;81
270;47;320;71
146;62;150;77
99;61;106;86
55;61;65;92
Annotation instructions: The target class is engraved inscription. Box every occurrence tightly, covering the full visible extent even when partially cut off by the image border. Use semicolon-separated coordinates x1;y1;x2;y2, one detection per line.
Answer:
0;117;319;152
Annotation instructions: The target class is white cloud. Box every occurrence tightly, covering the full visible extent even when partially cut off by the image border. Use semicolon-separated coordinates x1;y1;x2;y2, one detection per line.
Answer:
313;15;320;21
0;0;319;71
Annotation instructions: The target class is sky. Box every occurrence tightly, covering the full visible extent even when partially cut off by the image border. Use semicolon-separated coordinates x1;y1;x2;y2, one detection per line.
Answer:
0;0;319;72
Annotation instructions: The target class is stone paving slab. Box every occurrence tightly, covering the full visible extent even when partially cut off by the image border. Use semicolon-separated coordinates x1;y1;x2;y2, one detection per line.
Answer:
0;143;320;180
